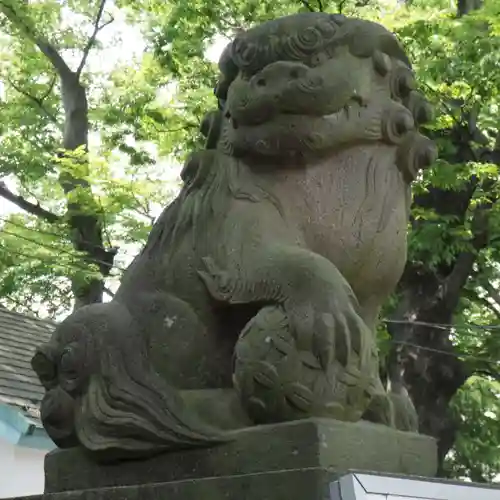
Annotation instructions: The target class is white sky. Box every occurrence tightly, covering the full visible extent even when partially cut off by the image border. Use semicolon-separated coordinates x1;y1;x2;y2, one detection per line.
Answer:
1;1;409;219
0;8;228;217
0;5;230;309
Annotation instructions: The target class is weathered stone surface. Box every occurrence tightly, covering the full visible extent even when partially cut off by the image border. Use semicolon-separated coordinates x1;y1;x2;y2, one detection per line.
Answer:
10;472;500;500
45;418;437;494
30;12;438;464
36;469;339;500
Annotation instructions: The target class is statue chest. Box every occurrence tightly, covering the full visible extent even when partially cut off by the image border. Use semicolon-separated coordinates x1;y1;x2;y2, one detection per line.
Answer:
276;146;411;307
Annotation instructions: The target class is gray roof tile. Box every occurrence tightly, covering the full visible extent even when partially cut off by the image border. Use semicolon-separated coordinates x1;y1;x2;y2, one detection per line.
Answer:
0;306;55;426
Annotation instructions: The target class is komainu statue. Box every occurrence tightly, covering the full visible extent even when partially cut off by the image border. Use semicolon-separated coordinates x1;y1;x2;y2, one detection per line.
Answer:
31;12;437;461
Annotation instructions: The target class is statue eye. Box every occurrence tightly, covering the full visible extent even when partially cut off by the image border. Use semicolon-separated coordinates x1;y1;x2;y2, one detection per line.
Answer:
59;346;79;379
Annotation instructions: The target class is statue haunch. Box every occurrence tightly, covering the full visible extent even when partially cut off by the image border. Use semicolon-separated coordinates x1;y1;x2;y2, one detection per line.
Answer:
31;13;437;460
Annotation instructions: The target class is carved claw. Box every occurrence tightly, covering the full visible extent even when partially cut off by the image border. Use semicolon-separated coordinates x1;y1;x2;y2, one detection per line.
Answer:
362;393;396;428
198;256;234;302
288;305;336;372
287;291;368;373
388;392;418;432
313;313;335;370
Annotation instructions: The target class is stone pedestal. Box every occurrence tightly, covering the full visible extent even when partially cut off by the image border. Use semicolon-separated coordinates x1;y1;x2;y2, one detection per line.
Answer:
42;418;437;499
6;418;498;500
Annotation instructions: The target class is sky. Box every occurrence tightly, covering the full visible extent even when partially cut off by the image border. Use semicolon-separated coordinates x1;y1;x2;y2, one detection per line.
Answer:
0;1;408;218
0;4;231;308
0;7;227;218
0;2;412;301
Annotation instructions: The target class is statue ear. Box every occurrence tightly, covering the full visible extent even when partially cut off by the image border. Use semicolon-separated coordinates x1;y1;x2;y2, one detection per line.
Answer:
32;345;58;390
200;110;223;150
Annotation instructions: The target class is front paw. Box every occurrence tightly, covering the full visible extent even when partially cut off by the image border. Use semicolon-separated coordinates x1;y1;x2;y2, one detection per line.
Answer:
286;296;372;372
389;392;419;432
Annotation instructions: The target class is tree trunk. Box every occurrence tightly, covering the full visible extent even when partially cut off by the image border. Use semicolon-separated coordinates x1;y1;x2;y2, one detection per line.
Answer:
387;145;497;474
457;0;483;17
0;1;116;309
57;69;116;309
387;265;471;473
384;0;496;474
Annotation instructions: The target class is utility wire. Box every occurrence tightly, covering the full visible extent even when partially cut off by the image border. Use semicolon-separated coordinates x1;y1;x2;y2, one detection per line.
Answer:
9;224;499;332
0;215;136;257
2;223;500;332
0;226;127;271
383;318;500;331
1;254;499;370
1;219;500;370
8;221;498;329
1;245;123;278
386;339;500;367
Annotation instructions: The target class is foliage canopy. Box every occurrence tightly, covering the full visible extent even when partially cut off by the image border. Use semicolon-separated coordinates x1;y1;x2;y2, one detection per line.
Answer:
0;0;498;482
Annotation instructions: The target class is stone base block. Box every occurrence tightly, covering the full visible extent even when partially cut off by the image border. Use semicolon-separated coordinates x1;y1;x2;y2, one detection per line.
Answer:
9;472;500;500
45;418;437;494
46;468;336;500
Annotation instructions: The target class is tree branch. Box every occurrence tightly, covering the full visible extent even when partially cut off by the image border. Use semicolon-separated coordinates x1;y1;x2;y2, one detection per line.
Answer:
439;251;476;309
7;76;60;126
41;75;57;101
495;129;500;151
36;40;73;79
299;0;316;11
465;288;500;321
438;175;497;309
0;181;61;223
479;281;500;310
0;1;72;79
473;368;500;383
0;0;113;308
337;0;349;12
76;0;113;78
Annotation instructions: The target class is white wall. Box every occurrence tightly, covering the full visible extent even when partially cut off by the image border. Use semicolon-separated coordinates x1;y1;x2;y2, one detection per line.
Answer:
0;438;46;498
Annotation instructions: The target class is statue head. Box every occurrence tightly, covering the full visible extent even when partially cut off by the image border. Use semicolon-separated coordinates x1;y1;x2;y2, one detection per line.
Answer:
30;305;98;449
31;302;223;459
187;13;436;188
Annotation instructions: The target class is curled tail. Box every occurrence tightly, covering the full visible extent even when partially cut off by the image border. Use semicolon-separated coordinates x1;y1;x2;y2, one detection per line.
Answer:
59;302;229;461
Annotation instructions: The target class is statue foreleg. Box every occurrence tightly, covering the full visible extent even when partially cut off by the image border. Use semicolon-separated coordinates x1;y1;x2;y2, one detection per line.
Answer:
198;245;382;423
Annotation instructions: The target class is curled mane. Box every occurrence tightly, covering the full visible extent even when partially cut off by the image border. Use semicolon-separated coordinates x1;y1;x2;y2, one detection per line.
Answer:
141;150;280;260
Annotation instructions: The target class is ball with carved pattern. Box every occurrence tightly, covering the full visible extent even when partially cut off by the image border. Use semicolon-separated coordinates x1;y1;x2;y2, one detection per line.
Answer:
233;305;372;424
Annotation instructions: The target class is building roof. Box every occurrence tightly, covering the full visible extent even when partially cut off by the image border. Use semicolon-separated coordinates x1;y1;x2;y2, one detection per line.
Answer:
0;306;55;426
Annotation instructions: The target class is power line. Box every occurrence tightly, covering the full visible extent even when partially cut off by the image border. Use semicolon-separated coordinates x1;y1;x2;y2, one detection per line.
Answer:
3;225;500;332
387;339;500;367
0;226;127;271
0;215;137;257
383;318;500;331
1;220;500;369
2;225;500;332
1;248;499;370
1;245;123;278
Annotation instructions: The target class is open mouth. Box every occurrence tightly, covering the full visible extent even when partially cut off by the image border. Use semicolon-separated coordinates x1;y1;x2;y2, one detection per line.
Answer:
230;95;366;132
41;388;78;447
